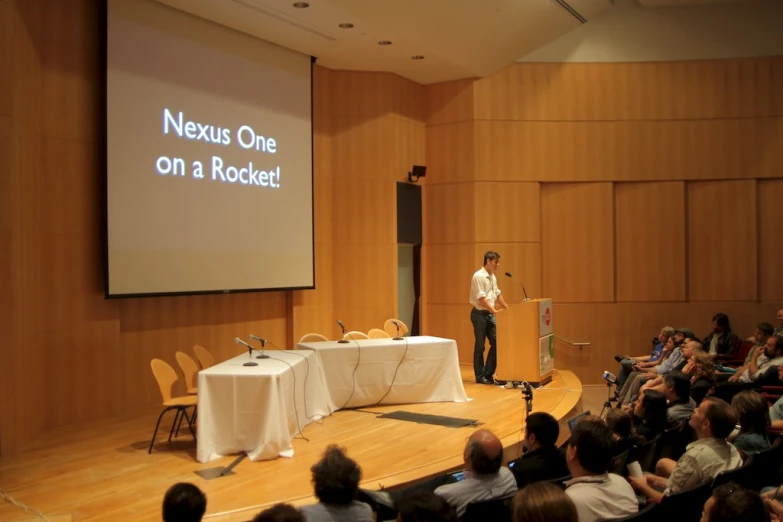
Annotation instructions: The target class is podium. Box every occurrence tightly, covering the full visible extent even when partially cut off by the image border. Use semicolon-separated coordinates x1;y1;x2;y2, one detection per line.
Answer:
495;298;554;386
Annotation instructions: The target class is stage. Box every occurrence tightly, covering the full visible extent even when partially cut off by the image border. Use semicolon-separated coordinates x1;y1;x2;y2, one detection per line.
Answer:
0;366;582;522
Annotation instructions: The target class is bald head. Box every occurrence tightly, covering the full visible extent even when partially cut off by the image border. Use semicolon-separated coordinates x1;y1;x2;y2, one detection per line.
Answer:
464;429;503;475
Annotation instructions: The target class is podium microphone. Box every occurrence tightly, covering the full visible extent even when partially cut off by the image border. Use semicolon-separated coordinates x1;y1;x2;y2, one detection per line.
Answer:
249;334;270;359
391;320;404;341
235;337;258;366
504;272;530;301
336;320;350;344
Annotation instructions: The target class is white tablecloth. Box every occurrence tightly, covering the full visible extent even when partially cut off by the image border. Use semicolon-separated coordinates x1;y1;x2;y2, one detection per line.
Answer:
297;335;468;410
196;350;331;463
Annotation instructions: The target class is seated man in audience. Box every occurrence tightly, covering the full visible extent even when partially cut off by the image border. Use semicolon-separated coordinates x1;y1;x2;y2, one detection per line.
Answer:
713;335;783;403
702;313;740;357
615;326;675;388
737;323;775;369
618;338;697;407
662;371;697;425
637;340;704;397
508;412;570;488
775;309;783;337
434;429;518;517
301;445;373;522
162;483;207;522
563;418;638;522
628;397;741;504
769;364;783;426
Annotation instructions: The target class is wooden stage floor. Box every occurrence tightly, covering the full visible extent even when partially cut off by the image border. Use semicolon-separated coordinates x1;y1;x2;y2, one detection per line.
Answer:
0;366;582;522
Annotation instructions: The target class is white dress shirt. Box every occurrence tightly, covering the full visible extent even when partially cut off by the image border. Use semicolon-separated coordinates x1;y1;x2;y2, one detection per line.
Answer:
470;267;500;311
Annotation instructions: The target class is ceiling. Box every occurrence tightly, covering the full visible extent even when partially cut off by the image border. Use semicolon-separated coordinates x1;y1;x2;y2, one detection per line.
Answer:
153;0;776;84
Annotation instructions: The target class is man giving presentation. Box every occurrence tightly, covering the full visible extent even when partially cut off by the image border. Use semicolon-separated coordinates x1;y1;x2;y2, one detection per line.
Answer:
470;251;509;384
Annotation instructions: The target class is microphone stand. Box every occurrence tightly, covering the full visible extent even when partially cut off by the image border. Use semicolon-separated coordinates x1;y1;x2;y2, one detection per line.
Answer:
337;322;350;344
243;348;258;367
392;322;404;341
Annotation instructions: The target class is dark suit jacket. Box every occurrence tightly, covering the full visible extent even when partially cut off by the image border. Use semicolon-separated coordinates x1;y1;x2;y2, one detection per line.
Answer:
702;332;740;356
508;446;569;488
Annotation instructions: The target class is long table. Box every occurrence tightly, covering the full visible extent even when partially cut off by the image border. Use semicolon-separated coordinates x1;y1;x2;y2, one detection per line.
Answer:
297;335;468;410
196;350;331;463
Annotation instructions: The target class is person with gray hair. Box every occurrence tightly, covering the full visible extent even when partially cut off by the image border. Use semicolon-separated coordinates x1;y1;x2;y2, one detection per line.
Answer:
614;326;675;388
434;429;518;517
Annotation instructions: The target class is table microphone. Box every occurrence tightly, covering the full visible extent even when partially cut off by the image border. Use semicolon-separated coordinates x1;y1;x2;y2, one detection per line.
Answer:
235;337;258;366
249;334;270;359
391;320;404;341
336;320;350;344
504;272;530;301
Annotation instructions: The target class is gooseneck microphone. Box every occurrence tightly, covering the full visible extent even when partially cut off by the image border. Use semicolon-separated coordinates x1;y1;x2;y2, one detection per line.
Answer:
336;320;350;344
249;334;270;359
235;337;258;366
504;272;530;302
391;320;404;341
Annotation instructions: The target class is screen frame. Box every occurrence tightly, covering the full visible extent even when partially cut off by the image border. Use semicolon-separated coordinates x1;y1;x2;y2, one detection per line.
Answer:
102;0;316;299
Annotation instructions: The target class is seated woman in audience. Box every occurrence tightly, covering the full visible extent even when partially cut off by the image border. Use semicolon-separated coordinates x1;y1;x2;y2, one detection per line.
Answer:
513;482;577;522
730;390;771;455
605;410;644;455
701;482;770;522
630;390;668;443
688;351;718;404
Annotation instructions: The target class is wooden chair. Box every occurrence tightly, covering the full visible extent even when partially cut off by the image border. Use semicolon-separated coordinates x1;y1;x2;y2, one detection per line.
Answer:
193;344;214;369
149;359;198;454
383;318;409;337
299;333;329;343
368;328;391;339
343;331;370;340
175;351;199;395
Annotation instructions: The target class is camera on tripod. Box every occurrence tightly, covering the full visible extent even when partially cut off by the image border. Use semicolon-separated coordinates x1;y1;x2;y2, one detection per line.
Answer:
602;371;617;385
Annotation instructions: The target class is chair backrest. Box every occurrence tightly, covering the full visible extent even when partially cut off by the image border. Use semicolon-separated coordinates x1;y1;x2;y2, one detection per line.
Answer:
609;449;630;476
615;502;659;522
656;420;694;463
659;479;712;519
343;331;369;340
150;359;179;403
541;474;571;489
299;333;329;343
734;340;754;363
383;318;409;337
461;495;514;522
368;328;391;339
629;434;662;473
712;457;753;489
738;437;783;491
193;344;214;369
175;351;199;391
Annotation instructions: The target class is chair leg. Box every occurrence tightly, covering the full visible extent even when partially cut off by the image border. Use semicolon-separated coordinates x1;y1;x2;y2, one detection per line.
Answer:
149;407;173;454
169;409;183;442
184;406;198;442
190;406;198;424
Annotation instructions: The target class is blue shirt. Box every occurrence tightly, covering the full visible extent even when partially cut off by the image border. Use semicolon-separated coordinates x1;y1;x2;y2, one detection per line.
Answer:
649;342;664;362
655;347;684;374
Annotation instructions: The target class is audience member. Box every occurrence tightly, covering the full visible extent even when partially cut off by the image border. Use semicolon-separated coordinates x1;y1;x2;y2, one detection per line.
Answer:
629;397;741;503
662;371;696;425
301;445;373;522
162;483;207;522
703;313;740;357
605;410;643;454
701;482;770;522
563;418;638;522
513;482;578;522
730;390;771;455
631;389;667;442
775;309;783;337
433;429;517;517
689;351;718;404
253;503;306;522
615;327;675;387
396;491;457;522
714;335;783;403
508;412;570;487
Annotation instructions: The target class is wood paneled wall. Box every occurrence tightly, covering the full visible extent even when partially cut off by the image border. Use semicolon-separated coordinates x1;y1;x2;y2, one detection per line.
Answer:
424;58;783;384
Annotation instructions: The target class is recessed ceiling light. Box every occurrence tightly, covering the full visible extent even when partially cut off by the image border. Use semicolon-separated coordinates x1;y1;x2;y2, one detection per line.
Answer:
411;55;424;60
338;23;354;29
293;2;309;8
378;40;392;46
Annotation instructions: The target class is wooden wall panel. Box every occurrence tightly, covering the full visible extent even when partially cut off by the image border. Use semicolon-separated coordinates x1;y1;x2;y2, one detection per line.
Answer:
424;304;476;363
474;182;540;243
425;122;475;184
0;3;11;118
425;244;476;305
474;58;783;121
688;180;757;302
423;183;475;245
615;182;686;302
475;243;542;305
759;179;783;301
425;79;474;126
331;115;397;179
330;178;395;244
474;118;782;182
327;71;394;117
541;183;615;303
